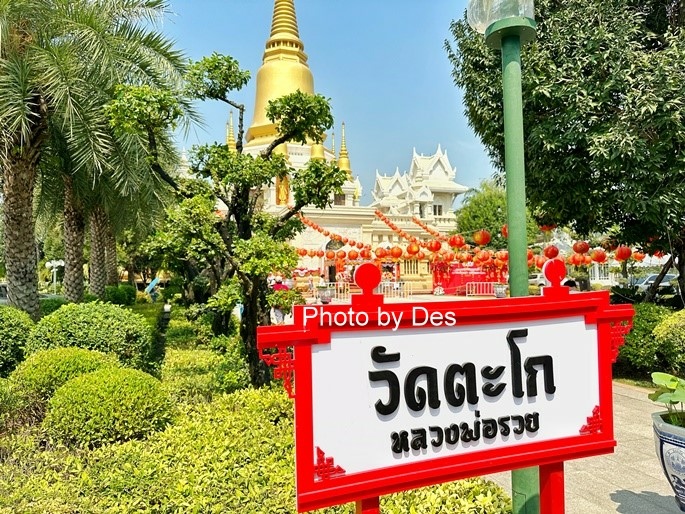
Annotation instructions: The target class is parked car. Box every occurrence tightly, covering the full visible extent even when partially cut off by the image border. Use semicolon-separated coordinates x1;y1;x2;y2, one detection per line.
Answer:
636;273;678;292
528;273;546;286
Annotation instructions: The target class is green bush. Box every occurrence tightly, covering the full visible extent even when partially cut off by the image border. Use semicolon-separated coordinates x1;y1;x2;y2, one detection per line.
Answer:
652;310;685;375
162;347;249;403
43;367;173;448
39;297;68;316
0;387;510;512
104;284;136;306
0;377;21;433
10;347;119;417
0;306;34;377
615;303;673;378
27;301;160;373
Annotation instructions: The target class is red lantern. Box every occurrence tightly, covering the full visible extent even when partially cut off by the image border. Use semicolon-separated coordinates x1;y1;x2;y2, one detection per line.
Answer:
325;250;335;260
539;224;557;232
297;248;308;257
348;240;356;247
336;250;346;259
348;249;358;260
591;249;607;263
406;243;420;255
569;253;584;266
307;249;316;258
375;247;387;259
448;234;465;248
615;245;632;262
390;246;403;259
444;251;455;262
316;250;324;258
543;245;559;259
473;229;491;246
633;251;646;262
323;230;330;237
572;241;590;254
535;255;548;269
356;241;364;249
428;240;442;252
527;249;534;260
501;225;508;238
360;249;371;259
416;251;426;260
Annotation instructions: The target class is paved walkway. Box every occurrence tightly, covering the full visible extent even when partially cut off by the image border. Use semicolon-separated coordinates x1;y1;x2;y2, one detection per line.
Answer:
486;382;679;513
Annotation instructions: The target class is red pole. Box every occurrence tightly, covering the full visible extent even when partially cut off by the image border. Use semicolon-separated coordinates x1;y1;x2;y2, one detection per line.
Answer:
539;461;565;514
355;497;380;514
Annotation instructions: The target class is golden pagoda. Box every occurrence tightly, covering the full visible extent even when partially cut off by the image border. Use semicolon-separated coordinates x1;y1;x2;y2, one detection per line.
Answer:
245;0;314;147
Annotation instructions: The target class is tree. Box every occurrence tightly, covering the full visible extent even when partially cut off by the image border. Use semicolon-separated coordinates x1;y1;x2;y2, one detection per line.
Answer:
110;56;348;386
456;180;538;249
0;0;186;318
447;0;685;295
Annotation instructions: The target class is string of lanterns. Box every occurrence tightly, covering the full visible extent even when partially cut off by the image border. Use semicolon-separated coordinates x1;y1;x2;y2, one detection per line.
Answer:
296;211;651;270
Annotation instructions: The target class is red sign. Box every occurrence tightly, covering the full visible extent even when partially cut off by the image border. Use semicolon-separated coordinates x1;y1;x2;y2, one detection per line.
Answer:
258;263;633;513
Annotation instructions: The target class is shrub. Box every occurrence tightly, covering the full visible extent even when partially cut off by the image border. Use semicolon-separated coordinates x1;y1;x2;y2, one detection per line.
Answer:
652;310;685;376
0;378;21;433
162;347;248;403
39;297;68;316
616;303;673;378
43;367;173;448
0;306;34;377
0;387;511;512
104;285;136;306
10;348;119;417
135;291;151;303
27;302;160;373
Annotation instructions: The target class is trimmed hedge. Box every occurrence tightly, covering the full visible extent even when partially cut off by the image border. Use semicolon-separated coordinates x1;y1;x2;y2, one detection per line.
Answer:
104;284;136;306
0;388;511;512
27;301;160;373
162;346;249;403
43;367;173;448
10;348;119;417
652;309;685;375
616;303;673;377
0;306;34;377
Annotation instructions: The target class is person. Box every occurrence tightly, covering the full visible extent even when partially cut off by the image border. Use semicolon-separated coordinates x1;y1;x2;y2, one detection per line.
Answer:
307;274;314;294
271;276;289;325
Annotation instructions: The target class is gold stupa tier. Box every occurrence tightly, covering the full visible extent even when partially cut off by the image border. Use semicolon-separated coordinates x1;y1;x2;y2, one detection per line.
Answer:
246;0;314;147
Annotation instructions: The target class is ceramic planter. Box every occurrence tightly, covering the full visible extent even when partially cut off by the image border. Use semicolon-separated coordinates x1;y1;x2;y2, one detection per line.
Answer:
653;411;685;511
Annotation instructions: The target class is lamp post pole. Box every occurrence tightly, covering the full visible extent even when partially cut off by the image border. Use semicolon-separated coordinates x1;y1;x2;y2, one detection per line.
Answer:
467;2;538;512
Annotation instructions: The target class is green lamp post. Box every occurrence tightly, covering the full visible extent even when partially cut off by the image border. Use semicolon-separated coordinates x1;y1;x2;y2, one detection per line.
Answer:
466;1;538;513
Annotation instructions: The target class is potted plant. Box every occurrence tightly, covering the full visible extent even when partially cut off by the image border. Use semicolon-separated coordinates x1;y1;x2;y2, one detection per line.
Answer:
650;371;685;510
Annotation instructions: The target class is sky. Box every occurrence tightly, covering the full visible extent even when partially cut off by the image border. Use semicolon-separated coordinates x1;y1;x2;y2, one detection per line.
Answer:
161;0;494;204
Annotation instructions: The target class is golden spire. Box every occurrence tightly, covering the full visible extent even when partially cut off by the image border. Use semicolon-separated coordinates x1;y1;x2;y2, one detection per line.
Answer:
337;122;352;178
226;111;237;151
331;131;336;157
246;0;314;147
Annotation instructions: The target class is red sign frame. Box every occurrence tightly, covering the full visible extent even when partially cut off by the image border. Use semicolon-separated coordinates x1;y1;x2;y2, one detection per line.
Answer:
258;264;633;513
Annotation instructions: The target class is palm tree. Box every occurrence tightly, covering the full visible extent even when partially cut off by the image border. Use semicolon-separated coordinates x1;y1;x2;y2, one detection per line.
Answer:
0;0;187;318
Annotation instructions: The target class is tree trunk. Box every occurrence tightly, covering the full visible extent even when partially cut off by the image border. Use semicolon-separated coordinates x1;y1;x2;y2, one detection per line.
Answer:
643;255;674;303
240;275;272;387
62;175;85;303
89;207;107;299
104;220;118;286
3;158;40;319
